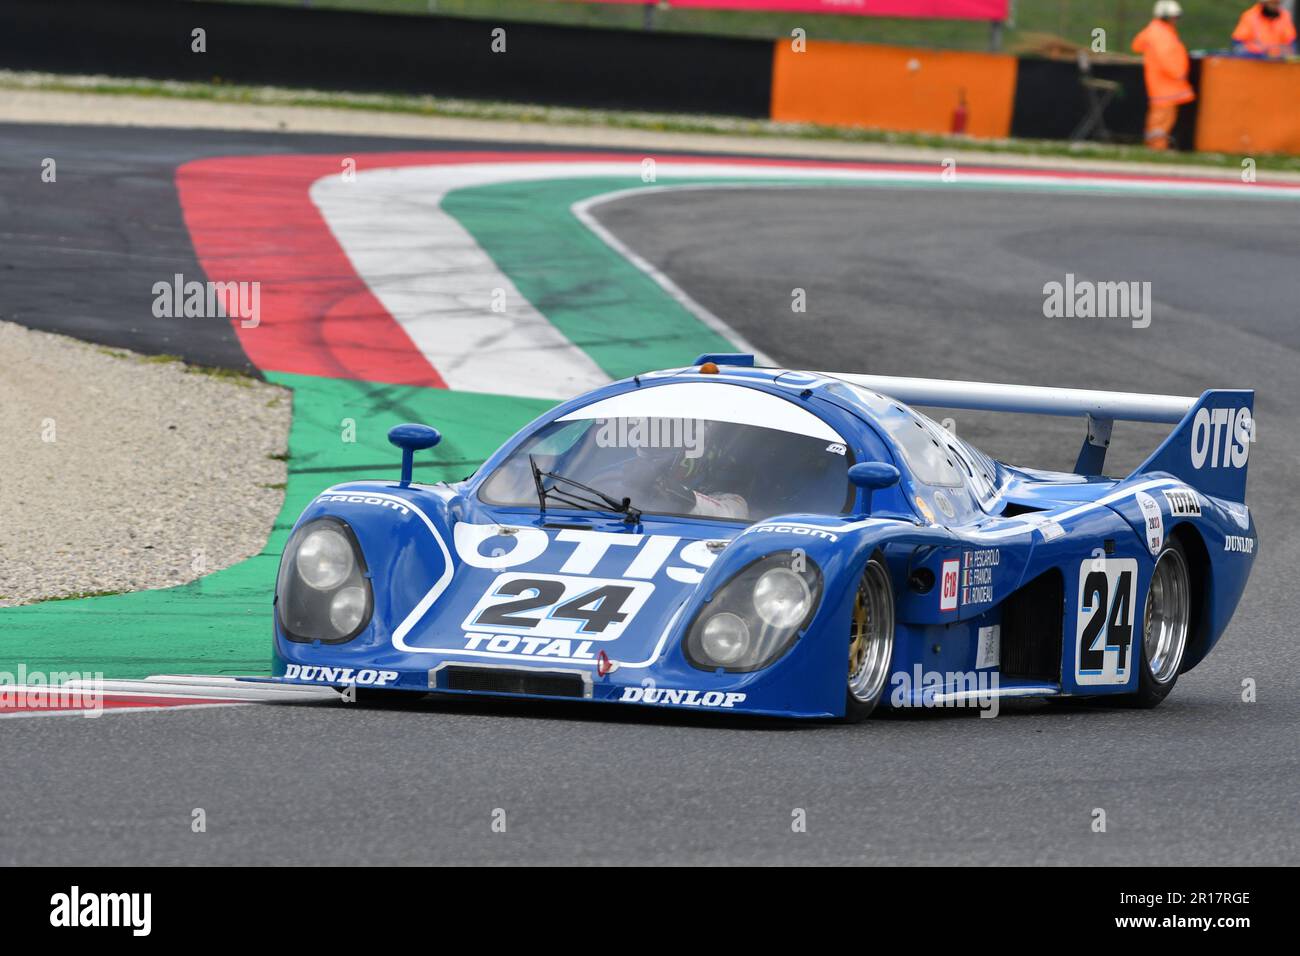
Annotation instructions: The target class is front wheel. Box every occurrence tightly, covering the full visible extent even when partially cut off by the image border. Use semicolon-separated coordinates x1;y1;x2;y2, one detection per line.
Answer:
1121;539;1192;708
843;556;896;722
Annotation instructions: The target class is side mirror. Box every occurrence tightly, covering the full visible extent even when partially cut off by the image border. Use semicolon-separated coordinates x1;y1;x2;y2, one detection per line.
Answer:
388;423;441;487
848;462;900;516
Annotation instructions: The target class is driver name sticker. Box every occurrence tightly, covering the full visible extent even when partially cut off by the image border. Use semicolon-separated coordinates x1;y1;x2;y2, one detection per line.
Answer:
960;548;999;607
463;572;654;642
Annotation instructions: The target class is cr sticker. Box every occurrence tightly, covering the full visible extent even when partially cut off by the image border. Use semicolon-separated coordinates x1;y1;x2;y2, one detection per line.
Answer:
939;559;960;612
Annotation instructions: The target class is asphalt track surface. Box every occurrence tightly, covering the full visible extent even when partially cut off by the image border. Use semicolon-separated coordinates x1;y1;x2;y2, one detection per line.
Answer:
2;124;1297;865
0;124;567;373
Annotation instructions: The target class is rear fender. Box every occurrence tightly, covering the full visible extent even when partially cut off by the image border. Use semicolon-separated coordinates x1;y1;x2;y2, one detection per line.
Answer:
1106;484;1256;672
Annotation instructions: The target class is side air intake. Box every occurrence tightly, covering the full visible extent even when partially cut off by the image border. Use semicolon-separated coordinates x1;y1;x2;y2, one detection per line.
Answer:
1000;570;1064;683
431;664;592;699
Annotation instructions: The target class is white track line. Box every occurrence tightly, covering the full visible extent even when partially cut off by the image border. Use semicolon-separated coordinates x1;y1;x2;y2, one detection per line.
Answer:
312;163;608;399
0;676;338;719
571;183;774;366
311;159;1299;398
69;676;338;701
0;702;254;720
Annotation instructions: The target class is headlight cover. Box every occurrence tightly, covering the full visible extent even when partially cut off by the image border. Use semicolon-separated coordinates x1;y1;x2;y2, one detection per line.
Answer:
295;526;354;590
277;517;373;643
684;551;823;673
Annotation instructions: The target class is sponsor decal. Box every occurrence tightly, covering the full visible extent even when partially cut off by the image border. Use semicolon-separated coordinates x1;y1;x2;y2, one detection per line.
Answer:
745;523;840;543
825;442;847;456
453;525;716;583
915;496;936;523
1224;535;1255;555
283;664;399;686
316;493;410;516
976;625;1000;670
939;559;960;612
463;572;655;641
934;490;956;519
1161;487;1201;517
959;548;999;607
1023;513;1070;542
1074;557;1138;687
438;527;737;664
1135;491;1164;555
463;634;598;659
1038;520;1066;542
1189;406;1251;470
619;686;745;708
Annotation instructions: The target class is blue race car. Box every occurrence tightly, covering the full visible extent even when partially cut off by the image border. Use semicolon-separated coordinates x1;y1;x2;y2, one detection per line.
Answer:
270;355;1256;720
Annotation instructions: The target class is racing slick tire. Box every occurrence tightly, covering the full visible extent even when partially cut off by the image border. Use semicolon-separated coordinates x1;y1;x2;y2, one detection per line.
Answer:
1120;538;1192;709
843;555;896;722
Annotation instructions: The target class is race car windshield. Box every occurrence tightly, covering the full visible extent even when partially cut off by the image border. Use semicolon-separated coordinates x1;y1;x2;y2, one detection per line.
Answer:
479;416;855;523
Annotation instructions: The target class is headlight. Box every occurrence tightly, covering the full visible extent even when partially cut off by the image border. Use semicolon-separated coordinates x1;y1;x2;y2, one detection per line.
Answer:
700;612;750;665
329;586;368;633
277;518;373;643
684;551;822;673
296;527;354;590
753;567;812;628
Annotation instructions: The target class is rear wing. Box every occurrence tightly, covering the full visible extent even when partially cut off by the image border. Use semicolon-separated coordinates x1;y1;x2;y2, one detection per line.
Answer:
821;372;1254;499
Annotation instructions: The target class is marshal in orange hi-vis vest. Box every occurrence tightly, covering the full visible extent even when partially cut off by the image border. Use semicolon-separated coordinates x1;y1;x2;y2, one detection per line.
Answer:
1232;2;1297;58
1132;18;1195;149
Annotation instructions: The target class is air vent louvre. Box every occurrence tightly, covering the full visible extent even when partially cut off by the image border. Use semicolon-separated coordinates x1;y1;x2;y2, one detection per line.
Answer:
1000;570;1064;682
437;665;589;699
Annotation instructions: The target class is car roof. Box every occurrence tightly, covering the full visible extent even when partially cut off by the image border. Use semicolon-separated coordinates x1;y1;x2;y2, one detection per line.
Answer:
633;364;916;430
632;364;1006;498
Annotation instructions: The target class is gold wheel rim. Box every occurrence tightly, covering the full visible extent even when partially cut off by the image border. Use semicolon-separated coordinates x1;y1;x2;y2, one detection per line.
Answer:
848;561;894;703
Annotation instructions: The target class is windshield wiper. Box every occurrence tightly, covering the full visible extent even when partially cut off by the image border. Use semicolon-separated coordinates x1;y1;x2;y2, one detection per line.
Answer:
528;455;642;525
528;454;548;515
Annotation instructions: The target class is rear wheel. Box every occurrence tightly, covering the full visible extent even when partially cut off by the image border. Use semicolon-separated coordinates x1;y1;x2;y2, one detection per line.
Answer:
843;557;895;722
1121;539;1192;708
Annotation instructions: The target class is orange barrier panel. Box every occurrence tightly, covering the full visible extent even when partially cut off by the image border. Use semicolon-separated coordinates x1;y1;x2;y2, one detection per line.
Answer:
771;40;1017;138
1196;56;1300;156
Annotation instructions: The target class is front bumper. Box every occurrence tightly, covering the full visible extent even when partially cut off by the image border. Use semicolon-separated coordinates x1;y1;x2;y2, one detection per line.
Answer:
263;655;838;719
